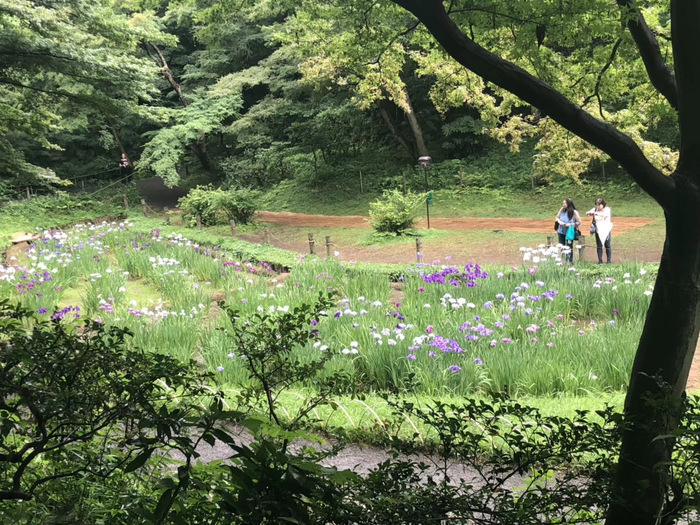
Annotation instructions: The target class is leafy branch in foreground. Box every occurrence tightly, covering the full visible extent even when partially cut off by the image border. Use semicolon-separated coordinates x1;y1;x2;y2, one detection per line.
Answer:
0;299;238;523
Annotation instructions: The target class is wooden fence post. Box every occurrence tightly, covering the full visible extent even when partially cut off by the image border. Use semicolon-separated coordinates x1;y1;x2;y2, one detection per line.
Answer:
547;235;554;247
26;187;31;200
416;238;422;262
264;227;270;244
230;219;236;236
325;236;332;258
308;233;315;254
123;195;129;210
196;214;202;229
141;199;148;216
578;235;587;263
81;180;85;191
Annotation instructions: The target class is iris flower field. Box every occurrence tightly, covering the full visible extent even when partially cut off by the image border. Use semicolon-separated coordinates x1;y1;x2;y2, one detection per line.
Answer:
0;221;656;397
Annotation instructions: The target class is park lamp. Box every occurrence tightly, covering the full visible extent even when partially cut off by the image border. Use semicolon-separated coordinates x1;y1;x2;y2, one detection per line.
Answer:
418;156;432;229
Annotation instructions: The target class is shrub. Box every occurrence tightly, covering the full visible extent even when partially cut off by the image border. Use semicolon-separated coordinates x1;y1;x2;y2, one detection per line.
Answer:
178;185;259;227
0;299;231;523
369;189;425;235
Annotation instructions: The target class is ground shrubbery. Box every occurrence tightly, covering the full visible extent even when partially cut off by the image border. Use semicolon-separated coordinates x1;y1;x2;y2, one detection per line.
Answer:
178;185;260;227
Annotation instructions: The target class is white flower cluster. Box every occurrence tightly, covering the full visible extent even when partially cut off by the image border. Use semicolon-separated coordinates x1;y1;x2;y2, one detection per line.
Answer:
440;293;475;310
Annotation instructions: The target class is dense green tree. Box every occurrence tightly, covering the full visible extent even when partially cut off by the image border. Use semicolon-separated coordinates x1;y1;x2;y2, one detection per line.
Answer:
267;0;677;184
0;0;169;190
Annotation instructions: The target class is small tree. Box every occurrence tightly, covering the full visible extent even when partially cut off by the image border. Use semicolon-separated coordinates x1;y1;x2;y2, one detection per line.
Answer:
369;189;425;235
178;185;259;227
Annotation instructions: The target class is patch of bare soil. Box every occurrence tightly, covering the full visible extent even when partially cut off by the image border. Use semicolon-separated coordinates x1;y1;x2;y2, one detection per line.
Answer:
255;211;656;235
4;241;30;264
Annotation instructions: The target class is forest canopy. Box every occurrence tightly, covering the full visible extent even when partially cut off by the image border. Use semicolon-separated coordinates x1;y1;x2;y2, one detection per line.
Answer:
0;0;679;193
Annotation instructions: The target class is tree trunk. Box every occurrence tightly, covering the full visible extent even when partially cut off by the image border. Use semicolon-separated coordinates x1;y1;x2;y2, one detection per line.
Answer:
606;176;700;524
110;124;128;161
379;104;414;159
386;1;693;523
399;85;429;158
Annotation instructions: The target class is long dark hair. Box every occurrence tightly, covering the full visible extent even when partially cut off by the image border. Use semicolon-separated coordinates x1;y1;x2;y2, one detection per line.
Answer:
564;198;576;219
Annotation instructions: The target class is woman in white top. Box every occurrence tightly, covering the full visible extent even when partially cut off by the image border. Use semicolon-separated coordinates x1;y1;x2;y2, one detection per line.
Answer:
586;198;613;264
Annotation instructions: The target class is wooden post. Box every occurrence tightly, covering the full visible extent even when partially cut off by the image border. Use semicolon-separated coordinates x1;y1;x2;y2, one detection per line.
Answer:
26;187;31;200
308;233;315;254
81;180;85;191
196;214;202;229
459;168;464;187
141;199;148;216
416;238;422;262
264;227;270;244
230;219;236;236
123;195;129;210
578;235;587;263
359;172;364;194
402;170;407;196
547;235;554;247
325;236;333;258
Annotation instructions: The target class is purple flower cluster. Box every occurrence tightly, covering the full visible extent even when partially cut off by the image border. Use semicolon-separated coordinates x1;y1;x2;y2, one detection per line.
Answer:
14;270;54;295
429;335;464;354
50;306;81;320
420;263;488;288
458;321;494;340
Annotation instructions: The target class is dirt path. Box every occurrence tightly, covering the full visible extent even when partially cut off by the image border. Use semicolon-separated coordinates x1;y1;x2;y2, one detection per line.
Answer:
255;211;657;235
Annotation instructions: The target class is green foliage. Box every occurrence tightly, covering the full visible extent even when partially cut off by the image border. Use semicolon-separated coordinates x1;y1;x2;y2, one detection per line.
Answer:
0;193;124;243
178;184;260;227
138;96;242;186
369;189;425;235
0;0;167;188
0;299;234;523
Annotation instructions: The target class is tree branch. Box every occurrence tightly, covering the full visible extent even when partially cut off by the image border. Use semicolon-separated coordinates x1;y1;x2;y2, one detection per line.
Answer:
390;0;674;209
671;0;700;170
582;37;623;119
0;490;32;501
0;78;87;103
149;43;188;107
617;0;678;110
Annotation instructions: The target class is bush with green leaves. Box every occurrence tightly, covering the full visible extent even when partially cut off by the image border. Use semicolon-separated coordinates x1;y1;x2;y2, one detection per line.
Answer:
369;189;426;235
0;299;233;524
178;185;259;227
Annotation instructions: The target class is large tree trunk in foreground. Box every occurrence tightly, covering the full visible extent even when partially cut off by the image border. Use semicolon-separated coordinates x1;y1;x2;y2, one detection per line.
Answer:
606;2;700;522
606;176;700;524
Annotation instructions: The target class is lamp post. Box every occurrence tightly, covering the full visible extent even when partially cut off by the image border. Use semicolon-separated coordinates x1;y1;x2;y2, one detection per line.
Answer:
418;156;432;229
